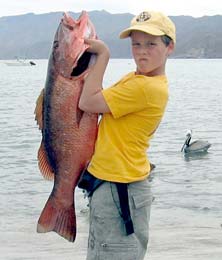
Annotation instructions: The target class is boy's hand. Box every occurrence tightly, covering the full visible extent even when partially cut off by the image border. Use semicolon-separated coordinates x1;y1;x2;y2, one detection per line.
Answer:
84;38;110;57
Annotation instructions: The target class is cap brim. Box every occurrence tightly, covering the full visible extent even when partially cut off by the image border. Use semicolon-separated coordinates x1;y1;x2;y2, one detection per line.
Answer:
119;25;165;39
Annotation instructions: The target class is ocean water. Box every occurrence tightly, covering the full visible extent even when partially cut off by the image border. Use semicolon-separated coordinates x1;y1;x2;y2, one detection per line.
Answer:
0;59;222;260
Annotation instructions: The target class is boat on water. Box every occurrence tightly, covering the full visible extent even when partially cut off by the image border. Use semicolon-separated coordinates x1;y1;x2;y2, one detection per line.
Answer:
4;58;36;66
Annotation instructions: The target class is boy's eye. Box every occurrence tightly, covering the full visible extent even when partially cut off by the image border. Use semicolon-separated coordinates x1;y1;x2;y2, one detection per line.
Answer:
132;42;157;48
132;43;140;46
146;42;157;47
149;42;157;46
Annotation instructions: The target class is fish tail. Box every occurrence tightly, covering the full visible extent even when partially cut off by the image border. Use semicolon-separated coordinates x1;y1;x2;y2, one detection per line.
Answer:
37;196;76;242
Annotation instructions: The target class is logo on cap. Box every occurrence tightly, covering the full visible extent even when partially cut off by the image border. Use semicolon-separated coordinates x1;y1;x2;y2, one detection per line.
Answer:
136;12;151;22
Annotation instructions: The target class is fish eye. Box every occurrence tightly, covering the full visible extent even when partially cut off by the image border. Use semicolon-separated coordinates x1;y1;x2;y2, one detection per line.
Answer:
53;41;59;49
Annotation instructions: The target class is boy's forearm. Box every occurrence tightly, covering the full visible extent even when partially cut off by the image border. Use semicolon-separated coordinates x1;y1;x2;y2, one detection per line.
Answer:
84;51;109;94
79;50;109;108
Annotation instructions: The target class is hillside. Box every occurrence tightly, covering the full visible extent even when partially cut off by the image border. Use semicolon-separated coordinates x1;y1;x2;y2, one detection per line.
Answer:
0;10;221;59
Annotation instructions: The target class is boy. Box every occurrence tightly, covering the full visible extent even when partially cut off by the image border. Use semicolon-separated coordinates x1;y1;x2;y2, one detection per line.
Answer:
79;10;175;260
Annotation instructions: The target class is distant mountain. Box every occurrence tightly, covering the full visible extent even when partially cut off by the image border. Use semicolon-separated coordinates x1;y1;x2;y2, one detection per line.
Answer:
0;10;222;59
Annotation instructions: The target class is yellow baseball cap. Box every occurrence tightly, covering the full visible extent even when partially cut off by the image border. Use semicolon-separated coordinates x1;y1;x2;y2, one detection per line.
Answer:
119;10;176;43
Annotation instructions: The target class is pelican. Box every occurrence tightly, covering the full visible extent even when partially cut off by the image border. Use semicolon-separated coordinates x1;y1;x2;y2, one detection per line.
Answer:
181;130;211;154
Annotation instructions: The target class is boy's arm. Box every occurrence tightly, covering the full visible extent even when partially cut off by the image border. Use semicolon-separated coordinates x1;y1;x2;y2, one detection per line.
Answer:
79;38;111;113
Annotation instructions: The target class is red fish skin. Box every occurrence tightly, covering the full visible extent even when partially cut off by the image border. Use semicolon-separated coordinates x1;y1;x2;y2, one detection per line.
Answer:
36;12;98;242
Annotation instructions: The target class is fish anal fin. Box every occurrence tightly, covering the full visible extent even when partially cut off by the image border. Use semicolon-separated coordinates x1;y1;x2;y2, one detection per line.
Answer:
34;88;44;130
38;142;54;181
37;196;76;242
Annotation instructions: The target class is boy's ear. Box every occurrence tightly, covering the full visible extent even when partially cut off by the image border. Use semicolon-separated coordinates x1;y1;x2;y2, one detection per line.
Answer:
167;41;175;56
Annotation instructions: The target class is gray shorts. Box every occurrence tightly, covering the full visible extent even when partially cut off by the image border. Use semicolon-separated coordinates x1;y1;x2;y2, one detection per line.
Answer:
86;178;153;260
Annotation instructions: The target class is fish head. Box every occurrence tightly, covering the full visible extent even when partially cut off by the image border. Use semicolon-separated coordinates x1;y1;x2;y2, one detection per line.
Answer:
52;11;97;78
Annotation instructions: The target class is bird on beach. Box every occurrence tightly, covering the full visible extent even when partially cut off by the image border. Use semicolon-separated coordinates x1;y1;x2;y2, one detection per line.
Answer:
181;129;211;154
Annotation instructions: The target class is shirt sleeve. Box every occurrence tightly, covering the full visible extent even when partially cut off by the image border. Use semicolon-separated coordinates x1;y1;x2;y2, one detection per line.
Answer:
102;77;148;119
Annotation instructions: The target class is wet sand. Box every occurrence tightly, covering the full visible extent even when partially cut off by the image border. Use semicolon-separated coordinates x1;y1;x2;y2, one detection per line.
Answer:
45;207;222;260
2;198;222;260
74;212;222;260
147;226;222;260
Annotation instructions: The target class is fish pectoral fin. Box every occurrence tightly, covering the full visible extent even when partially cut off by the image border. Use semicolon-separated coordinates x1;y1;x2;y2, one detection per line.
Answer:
38;141;55;181
34;88;44;130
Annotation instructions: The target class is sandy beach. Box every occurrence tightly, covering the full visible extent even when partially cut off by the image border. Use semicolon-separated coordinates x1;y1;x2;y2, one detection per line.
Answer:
71;207;222;260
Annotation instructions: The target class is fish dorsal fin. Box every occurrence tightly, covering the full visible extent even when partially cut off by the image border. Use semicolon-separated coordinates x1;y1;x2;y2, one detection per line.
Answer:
38;142;54;181
34;88;44;130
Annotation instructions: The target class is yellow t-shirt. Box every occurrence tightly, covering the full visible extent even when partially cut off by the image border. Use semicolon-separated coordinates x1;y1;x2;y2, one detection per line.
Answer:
88;72;169;183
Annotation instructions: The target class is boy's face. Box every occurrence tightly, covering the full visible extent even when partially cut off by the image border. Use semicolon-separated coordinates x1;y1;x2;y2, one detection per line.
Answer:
130;31;174;76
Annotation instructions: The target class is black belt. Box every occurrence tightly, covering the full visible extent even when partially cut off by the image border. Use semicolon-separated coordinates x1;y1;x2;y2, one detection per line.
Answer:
115;183;134;235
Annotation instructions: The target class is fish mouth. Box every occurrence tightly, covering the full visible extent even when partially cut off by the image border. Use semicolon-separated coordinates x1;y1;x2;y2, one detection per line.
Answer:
71;51;92;77
54;11;96;78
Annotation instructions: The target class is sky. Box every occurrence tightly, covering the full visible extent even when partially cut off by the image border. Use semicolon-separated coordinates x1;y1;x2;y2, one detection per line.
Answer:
0;0;222;18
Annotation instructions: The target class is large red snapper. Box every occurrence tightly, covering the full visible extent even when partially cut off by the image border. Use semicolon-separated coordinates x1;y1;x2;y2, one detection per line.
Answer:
34;11;98;242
